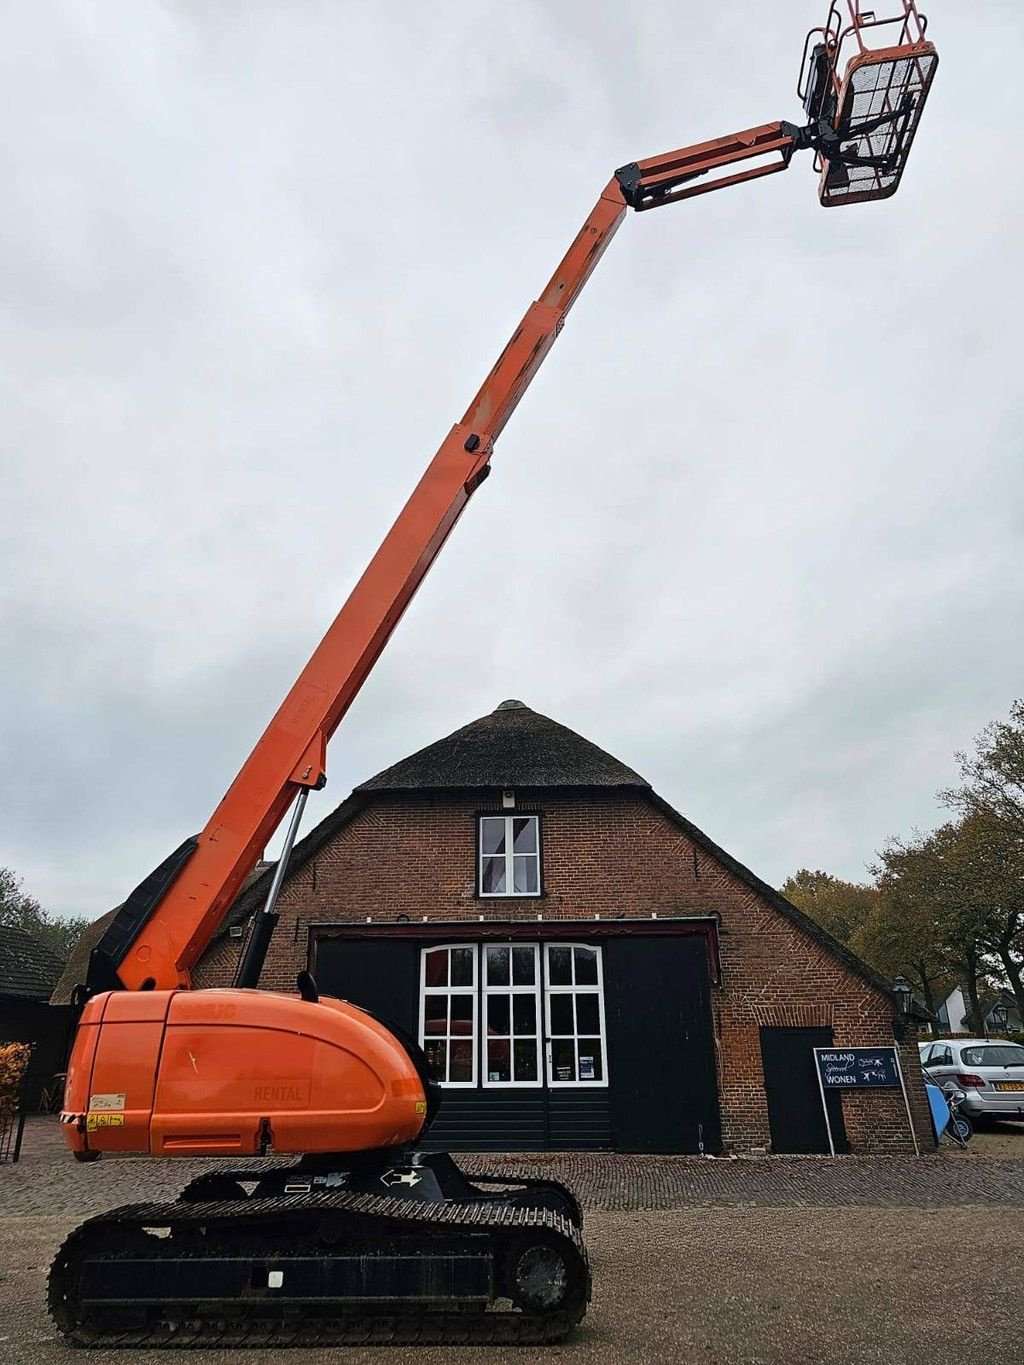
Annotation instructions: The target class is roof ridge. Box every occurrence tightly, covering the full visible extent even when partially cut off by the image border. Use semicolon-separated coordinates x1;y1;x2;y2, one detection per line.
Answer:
356;702;649;794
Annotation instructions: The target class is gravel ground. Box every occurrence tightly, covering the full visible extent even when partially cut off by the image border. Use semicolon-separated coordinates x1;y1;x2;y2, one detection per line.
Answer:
5;1207;1021;1365
4;1120;1024;1364
954;1118;1024;1157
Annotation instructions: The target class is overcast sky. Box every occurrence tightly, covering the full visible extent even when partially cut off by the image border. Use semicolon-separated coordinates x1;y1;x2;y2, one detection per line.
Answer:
3;2;1022;920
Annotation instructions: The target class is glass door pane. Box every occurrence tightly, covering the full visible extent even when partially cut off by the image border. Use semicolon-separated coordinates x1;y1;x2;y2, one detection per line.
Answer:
482;942;540;1087
543;943;608;1088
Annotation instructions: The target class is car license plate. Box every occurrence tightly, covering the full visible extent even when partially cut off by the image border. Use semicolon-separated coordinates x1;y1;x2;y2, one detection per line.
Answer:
994;1081;1024;1091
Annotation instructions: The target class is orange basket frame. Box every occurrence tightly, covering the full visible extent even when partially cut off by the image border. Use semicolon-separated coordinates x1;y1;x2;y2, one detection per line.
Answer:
798;2;938;206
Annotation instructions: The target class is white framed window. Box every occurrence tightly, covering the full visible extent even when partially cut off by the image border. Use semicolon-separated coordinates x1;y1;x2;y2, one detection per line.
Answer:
479;815;540;897
544;943;609;1088
417;939;609;1091
419;944;478;1087
482;943;541;1087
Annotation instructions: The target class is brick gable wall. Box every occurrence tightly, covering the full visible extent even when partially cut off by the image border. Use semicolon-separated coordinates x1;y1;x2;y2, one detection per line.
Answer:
195;789;932;1154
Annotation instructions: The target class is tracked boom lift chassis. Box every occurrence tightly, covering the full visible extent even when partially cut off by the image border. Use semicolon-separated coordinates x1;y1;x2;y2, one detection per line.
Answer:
50;3;937;1348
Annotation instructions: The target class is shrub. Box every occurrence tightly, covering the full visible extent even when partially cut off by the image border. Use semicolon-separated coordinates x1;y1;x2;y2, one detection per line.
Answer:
0;1042;32;1129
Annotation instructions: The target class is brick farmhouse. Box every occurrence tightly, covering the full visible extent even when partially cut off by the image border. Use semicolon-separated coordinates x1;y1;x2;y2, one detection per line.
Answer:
177;699;932;1156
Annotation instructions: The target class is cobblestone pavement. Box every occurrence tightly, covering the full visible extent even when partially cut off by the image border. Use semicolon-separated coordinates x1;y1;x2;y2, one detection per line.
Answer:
5;1118;1024;1218
4;1120;1024;1364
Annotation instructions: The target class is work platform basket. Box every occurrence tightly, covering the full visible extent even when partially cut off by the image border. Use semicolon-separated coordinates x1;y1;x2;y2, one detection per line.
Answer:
799;1;938;206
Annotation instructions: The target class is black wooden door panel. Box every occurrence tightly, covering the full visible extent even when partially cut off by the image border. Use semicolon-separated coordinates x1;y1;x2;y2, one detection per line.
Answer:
604;937;721;1154
759;1026;848;1154
423;1090;547;1152
313;937;420;1038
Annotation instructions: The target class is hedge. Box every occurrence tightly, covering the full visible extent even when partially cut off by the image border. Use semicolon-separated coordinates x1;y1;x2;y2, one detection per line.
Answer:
0;1042;32;1130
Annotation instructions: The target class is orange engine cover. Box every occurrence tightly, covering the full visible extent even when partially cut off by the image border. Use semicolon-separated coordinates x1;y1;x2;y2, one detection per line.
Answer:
60;989;428;1159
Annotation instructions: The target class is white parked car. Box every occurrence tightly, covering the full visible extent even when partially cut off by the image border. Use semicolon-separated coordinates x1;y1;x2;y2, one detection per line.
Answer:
921;1038;1024;1120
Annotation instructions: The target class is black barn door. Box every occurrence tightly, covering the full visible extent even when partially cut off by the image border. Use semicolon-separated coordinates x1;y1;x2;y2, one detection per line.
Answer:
313;938;420;1038
759;1027;848;1154
604;937;721;1154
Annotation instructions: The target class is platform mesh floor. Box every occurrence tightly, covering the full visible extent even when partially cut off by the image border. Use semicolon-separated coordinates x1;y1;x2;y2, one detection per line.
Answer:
820;46;938;205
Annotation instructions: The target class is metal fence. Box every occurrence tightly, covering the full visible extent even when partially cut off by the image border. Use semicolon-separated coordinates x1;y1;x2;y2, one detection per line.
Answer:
0;1101;27;1163
0;1041;33;1164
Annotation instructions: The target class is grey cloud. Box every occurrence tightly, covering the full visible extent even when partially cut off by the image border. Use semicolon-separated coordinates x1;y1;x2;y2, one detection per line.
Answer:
2;2;1022;917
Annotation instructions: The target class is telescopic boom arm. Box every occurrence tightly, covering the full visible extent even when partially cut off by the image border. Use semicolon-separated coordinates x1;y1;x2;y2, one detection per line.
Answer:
89;120;812;995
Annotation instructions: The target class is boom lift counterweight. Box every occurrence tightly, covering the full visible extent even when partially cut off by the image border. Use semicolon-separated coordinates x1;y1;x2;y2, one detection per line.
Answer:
51;3;938;1348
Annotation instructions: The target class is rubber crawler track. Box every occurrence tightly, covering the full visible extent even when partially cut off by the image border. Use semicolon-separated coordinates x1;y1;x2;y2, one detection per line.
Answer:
48;1189;590;1348
176;1166;584;1231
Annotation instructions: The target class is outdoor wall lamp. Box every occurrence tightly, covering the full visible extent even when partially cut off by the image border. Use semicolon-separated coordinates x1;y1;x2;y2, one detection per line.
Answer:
892;976;912;1015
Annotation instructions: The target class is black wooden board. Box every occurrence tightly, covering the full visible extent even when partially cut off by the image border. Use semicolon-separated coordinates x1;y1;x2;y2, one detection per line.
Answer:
760;1027;848;1155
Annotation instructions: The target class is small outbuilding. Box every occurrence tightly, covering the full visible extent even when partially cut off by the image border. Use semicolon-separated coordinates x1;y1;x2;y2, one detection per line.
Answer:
0;924;70;1107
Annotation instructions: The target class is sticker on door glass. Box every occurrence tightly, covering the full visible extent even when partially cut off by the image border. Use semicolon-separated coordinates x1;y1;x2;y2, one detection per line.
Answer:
89;1093;126;1111
579;1056;596;1081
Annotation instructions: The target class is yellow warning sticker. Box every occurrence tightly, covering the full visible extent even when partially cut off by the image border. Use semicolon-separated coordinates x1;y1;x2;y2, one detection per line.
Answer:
414;1101;426;1115
86;1113;125;1131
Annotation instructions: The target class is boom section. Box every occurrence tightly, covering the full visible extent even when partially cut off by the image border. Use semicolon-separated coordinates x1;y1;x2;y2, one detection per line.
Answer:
100;123;799;992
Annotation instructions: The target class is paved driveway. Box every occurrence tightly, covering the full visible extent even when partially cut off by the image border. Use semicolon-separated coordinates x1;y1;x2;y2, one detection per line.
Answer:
4;1120;1023;1364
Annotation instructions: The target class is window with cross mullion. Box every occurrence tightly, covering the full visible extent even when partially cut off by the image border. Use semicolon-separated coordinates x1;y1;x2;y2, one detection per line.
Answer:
479;814;540;897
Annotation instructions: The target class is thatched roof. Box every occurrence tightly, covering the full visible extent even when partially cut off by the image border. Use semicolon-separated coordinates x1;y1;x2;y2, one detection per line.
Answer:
357;700;649;793
0;924;64;1001
50;863;271;1005
50;908;118;1005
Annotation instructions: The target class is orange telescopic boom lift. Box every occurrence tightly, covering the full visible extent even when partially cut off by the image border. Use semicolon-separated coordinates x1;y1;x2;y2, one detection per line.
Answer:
50;4;937;1348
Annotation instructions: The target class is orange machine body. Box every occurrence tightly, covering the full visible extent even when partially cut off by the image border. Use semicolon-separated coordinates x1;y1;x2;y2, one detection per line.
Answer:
60;990;428;1159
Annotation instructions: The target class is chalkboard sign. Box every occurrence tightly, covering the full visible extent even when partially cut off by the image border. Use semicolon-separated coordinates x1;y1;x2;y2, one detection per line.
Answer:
814;1046;900;1089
